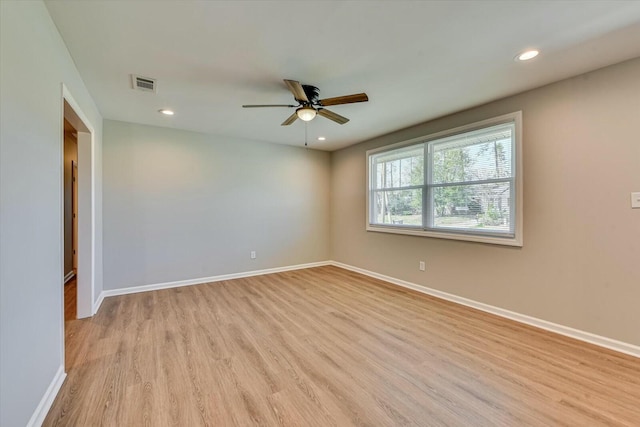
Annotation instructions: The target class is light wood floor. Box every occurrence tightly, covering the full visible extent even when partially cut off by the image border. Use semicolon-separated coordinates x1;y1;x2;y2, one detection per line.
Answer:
45;266;640;426
64;277;77;322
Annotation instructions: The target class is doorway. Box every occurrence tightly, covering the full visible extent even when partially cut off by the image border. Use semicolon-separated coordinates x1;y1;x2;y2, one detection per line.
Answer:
61;85;96;369
63;120;78;321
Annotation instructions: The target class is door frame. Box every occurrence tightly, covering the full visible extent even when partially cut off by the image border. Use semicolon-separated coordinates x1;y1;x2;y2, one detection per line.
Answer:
60;84;96;334
72;160;78;272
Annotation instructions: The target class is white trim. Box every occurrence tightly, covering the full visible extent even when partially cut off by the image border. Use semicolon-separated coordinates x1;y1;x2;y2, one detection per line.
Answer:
58;90;66;379
364;225;523;246
330;261;640;359
26;365;66;427
93;291;105;315
63;270;76;283
99;261;332;299
62;84;96;319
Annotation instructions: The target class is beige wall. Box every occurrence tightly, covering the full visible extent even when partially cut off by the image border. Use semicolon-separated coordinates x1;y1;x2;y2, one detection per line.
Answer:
331;58;640;346
103;120;331;290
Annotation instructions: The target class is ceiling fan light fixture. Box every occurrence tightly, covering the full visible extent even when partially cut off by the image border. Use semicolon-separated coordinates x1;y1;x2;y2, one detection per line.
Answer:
296;106;317;122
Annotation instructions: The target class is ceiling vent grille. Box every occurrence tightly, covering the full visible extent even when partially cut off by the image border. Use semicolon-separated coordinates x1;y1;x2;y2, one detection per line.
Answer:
131;74;157;93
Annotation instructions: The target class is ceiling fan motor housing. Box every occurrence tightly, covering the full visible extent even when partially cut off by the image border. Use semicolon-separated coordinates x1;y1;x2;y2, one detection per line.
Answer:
301;85;320;105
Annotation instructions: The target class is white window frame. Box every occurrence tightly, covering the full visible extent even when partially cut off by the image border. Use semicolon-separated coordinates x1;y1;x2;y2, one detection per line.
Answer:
366;111;523;247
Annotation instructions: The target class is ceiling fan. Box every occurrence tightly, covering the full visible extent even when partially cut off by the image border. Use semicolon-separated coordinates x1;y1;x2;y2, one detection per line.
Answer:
243;79;368;126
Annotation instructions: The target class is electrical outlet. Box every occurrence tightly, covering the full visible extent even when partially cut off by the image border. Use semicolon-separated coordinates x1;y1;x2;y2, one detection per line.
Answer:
632;192;640;209
250;251;256;259
419;261;425;271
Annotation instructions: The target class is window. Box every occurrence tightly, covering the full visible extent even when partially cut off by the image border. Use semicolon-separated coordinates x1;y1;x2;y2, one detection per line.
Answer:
367;112;522;246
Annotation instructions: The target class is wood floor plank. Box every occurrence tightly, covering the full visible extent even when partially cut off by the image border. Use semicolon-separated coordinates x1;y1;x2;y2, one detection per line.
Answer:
64;278;76;321
45;266;640;426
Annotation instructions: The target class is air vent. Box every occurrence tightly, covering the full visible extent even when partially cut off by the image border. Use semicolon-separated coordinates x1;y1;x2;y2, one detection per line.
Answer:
131;74;157;93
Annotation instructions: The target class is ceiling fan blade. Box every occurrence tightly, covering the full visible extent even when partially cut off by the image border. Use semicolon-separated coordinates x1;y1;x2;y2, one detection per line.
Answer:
319;93;368;106
284;79;309;103
242;104;295;108
317;108;349;125
281;112;298;126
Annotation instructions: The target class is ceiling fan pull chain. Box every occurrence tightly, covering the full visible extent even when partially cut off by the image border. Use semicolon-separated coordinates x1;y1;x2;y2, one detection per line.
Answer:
305;122;308;148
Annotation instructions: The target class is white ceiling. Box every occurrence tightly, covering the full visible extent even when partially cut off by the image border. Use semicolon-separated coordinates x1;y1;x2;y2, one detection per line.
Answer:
45;1;640;151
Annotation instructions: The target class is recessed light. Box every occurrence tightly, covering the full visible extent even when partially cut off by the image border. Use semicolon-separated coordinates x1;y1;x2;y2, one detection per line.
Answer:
515;49;539;61
159;109;174;116
317;136;326;141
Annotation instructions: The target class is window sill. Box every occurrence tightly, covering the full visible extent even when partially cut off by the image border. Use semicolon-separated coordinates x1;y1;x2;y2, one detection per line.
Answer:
366;224;523;247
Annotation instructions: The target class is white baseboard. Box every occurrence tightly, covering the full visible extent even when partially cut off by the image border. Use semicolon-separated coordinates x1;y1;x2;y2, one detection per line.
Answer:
93;291;105;315
330;261;640;359
63;270;75;284
98;261;332;300
27;365;66;427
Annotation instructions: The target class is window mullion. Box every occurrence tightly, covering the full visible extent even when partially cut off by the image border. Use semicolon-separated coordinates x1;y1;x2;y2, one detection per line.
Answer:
423;142;430;229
